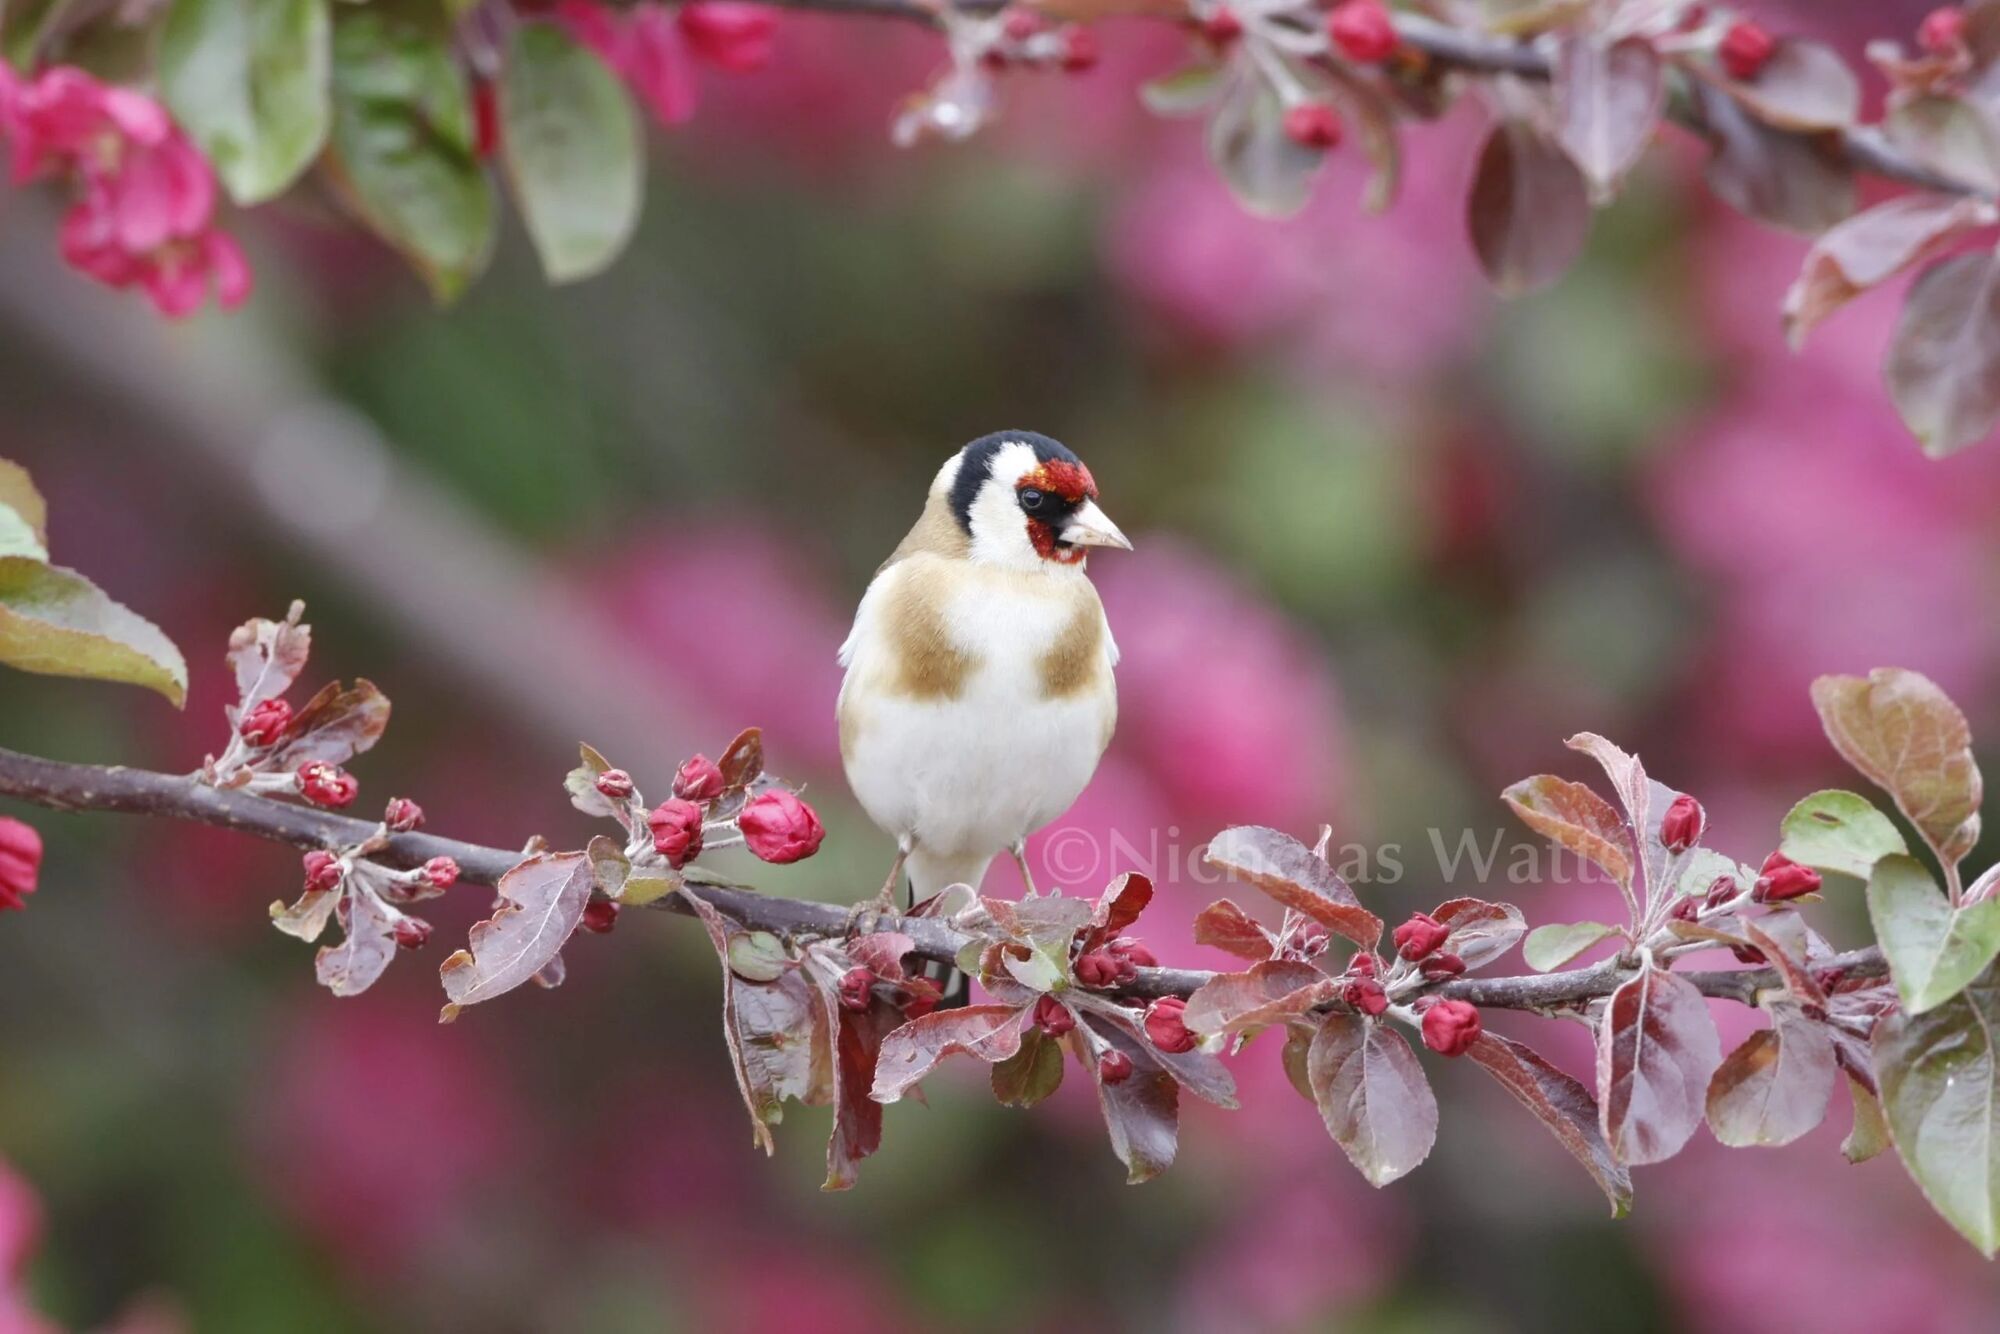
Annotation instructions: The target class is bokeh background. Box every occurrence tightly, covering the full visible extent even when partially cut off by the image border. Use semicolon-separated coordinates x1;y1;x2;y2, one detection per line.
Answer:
4;0;1999;1329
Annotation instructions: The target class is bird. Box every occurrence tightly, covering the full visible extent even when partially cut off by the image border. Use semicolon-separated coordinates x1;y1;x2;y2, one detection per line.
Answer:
838;430;1130;914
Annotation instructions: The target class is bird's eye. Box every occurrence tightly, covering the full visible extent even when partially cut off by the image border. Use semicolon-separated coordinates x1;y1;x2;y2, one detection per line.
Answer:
1019;488;1048;513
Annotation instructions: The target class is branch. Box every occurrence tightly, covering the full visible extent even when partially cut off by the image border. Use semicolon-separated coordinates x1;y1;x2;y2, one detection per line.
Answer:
0;745;1885;1011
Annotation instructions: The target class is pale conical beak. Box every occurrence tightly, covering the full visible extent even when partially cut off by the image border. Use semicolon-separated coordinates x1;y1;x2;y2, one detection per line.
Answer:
1061;500;1132;551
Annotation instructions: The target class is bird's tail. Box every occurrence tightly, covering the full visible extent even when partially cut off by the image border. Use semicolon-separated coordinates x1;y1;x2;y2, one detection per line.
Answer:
903;849;994;1009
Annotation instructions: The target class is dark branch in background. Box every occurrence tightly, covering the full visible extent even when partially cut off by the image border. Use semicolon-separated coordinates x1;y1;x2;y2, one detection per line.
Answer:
0;745;1885;1011
731;0;1992;203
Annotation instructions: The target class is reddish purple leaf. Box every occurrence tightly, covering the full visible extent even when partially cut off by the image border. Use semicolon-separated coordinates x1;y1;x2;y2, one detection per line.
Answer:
1716;38;1861;132
1695;82;1855;234
1073;998;1238;1108
314;887;398;997
1468;1032;1631;1216
438;851;592;1022
1192;898;1277;961
270;679;392;768
731;965;830;1127
846;931;916;979
1205;826;1382;950
821;986;904;1191
1089;871;1153;942
871;1005;1031;1102
717;726;764;789
226;603;310;719
1307;1012;1437;1187
1706;1003;1837;1148
1553;34;1664;197
1501;774;1633;898
1468;117;1593;295
1090;1023;1181;1183
1183;960;1334;1036
1596;964;1723;1165
1785;195;1995;349
1432;897;1527;971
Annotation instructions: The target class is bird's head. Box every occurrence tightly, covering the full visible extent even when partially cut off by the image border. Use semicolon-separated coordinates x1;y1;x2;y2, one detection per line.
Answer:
936;430;1131;571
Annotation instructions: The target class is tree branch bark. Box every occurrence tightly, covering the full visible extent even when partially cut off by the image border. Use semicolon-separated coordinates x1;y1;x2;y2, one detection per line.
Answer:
0;744;1886;1012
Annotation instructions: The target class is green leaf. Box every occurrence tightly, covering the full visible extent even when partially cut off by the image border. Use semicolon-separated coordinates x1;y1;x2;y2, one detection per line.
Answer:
1868;853;2000;1013
0;459;48;550
726;931;787;983
991;1027;1064;1109
1140;63;1224;118
0;557;187;706
0;504;47;561
159;0;331;204
1843;1073;1890;1165
500;21;642;283
1780;789;1909;885
1523;921;1618;972
327;9;494;301
1875;965;2000;1255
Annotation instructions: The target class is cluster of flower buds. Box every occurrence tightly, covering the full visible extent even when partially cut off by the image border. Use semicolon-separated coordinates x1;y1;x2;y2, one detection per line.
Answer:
0;817;43;913
1143;996;1198;1053
1392;911;1450;961
1075;935;1157;988
239;699;293;748
1753;851;1822;903
1672;872;1743;922
1340;951;1389;1016
1659;794;1705;854
1718;19;1777;80
1420;998;1482;1057
987;10;1101;73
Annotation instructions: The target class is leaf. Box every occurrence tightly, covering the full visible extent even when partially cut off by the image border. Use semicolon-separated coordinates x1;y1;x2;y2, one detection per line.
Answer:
1843;1072;1891;1165
1695;82;1854;234
315;888;399;997
1192;898;1276;961
991;1028;1065;1108
1742;911;1828;1006
0;507;46;562
1875;965;2000;1255
1140;62;1223;118
729;967;828;1128
1090;1022;1181;1184
870;1005;1031;1103
1868;853;2000;1013
1089;871;1153;942
500;21;642;283
1502;774;1633;893
0;459;48;553
1204;826;1382;949
1523;921;1619;972
1468;1032;1631;1215
1551;34;1663;198
823;997;903;1190
565;742;627;825
1073;996;1239;1108
269;679;390;767
680;889;777;1154
1281;1023;1315;1101
1596;963;1723;1165
1813;669;1983;864
1780;789;1910;885
1784;195;1994;349
438;852;592;1021
158;0;331;204
226;603;310;717
1307;1012;1437;1187
269;886;337;942
717;727;764;790
1183;960;1334;1036
1431;897;1527;970
727;931;788;983
1885;96;2000;195
1705;1004;1837;1147
1718;38;1861;132
0;558;187;707
326;9;494;301
1467;117;1593;295
1206;70;1321;220
1890;250;2000;456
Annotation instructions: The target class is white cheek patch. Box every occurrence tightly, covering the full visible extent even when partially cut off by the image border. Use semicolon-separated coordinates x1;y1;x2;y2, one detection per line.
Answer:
964;440;1049;569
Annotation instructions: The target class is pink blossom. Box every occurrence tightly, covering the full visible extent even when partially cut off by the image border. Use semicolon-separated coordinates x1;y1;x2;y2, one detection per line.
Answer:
0;1158;41;1284
556;1;777;129
677;4;778;74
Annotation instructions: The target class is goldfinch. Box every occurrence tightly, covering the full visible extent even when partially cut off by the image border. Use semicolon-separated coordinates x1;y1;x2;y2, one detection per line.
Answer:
838;431;1130;908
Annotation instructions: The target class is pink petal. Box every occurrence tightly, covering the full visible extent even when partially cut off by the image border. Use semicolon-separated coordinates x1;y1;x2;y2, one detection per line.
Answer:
553;0;629;69
57;197;140;288
205;230;253;309
100;85;171;146
627;6;699;125
140;250;209;319
677;3;777;74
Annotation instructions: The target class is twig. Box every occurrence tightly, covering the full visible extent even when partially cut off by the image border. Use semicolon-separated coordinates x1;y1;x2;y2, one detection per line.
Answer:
0;745;1886;1011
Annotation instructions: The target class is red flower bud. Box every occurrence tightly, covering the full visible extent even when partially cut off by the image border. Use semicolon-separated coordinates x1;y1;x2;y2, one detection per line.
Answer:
738;790;825;864
1659;793;1704;853
1074;948;1124;988
1347;950;1378;976
1703;875;1739;911
1719;21;1776;80
1282;103;1343;151
1033;994;1076;1036
595;768;635;800
838;965;874;1011
1669;894;1700;922
1393;911;1449;961
672;754;726;803
1327;0;1398;63
1753;852;1822;903
297;763;358;809
1419;951;1466;980
1002;7;1041;41
239;697;293;747
0;817;43;912
1288;919;1332;957
394;917;432;950
416;856;456;889
302;850;343;893
1730;942;1767;966
1144;996;1199;1053
581;899;621;934
1097;1049;1134;1084
899;984;940;1020
1108;936;1156;969
1342;976;1389;1016
1421;998;1482;1056
648;797;706;868
383;797;425;833
1920;6;1967;54
678;2;778;74
471;77;500;160
1200;8;1243;46
1060;26;1100;72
